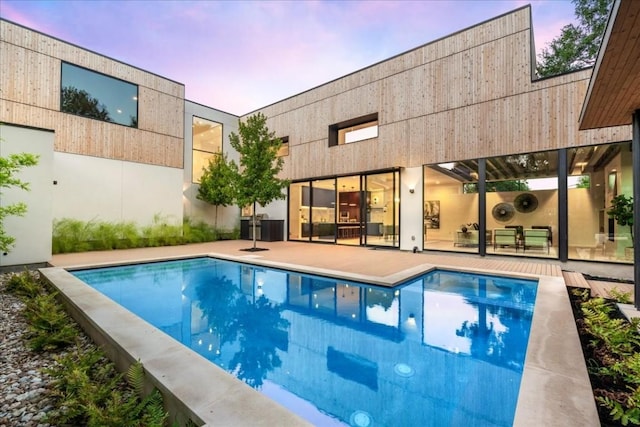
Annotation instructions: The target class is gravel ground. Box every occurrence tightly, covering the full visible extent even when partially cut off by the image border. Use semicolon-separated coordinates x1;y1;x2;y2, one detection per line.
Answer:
0;272;56;427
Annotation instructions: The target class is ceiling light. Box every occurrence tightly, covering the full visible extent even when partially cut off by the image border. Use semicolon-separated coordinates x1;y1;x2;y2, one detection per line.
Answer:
438;162;455;170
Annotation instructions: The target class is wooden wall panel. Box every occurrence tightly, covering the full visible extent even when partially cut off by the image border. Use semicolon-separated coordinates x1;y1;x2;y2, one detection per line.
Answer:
1;20;184;167
0;100;183;168
253;7;631;182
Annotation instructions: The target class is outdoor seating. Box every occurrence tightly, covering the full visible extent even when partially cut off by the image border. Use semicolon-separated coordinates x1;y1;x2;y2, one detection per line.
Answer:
523;228;550;253
494;228;518;252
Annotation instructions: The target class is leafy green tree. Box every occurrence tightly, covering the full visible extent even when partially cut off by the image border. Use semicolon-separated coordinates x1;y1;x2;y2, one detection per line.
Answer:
607;194;633;245
61;86;112;121
229;113;289;250
464;180;530;193
536;0;613;77
0;145;39;252
197;153;236;230
576;175;591;188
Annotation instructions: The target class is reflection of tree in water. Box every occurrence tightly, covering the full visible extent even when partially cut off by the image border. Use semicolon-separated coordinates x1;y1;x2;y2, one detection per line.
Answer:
195;277;289;389
61;86;112;121
228;295;290;388
196;275;242;347
456;279;534;369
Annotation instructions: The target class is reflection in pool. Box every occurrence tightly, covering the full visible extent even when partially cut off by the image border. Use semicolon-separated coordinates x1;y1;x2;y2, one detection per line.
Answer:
73;257;537;427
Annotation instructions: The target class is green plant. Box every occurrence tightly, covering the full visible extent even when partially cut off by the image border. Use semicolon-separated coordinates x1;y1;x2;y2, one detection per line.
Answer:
607;194;634;246
607;287;633;304
6;270;44;300
47;350;168;427
24;292;78;351
0;140;39;253
579;296;640;425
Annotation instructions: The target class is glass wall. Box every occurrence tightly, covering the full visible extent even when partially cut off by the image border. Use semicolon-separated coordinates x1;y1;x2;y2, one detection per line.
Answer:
192;117;223;183
61;62;138;127
486;151;558;259
289;182;308;241
365;171;399;247
288;170;399;247
336;176;362;246
311;179;337;242
568;142;633;263
423;162;479;253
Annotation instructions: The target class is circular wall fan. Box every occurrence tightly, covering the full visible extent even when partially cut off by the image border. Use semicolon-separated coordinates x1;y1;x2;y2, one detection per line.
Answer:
514;193;538;213
492;203;515;222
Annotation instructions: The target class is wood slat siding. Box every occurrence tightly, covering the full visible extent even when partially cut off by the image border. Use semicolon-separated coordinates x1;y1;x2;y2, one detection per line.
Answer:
246;7;631;181
0;20;184;168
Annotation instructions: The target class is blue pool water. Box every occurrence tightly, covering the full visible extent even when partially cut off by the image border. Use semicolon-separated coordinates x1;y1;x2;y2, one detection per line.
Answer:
72;257;538;427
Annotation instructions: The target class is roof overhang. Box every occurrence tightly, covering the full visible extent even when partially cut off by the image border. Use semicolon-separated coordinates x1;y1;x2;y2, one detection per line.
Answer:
579;0;640;130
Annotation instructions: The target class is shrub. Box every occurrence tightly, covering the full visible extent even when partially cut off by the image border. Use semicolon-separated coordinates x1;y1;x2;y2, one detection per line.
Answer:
53;215;233;254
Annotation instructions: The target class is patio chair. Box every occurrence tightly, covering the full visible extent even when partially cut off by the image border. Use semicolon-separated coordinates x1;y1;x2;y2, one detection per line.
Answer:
523;228;549;254
494;228;518;252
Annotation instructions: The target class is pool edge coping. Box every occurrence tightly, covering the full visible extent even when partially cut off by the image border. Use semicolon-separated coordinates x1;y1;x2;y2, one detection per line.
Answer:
40;253;599;427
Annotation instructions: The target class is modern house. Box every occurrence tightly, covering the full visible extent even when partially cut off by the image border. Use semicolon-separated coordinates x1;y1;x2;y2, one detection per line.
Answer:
1;2;638;282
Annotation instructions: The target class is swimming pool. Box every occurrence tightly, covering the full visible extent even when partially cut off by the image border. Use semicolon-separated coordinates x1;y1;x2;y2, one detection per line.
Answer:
72;257;538;427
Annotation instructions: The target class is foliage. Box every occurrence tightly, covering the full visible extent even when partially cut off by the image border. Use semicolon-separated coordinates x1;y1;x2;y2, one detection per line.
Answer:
576;175;591;189
61;86;112;121
24;292;79;352
608;194;634;245
537;0;614;77
578;296;640;425
197;153;236;229
0;143;39;253
607;288;633;305
47;349;168;427
6;270;78;351
6;271;172;426
52;216;232;254
6;269;45;299
463;180;530;194
229;113;290;249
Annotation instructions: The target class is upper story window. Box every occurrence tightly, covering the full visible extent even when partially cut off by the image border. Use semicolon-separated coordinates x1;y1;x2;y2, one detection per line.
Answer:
329;113;378;146
277;136;289;157
60;62;138;127
192;116;222;183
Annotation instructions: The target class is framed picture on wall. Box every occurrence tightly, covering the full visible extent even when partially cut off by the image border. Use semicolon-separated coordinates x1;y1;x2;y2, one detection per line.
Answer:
424;200;440;229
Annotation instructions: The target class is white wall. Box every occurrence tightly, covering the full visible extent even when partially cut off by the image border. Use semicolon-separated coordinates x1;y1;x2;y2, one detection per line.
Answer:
183;101;241;231
400;166;424;251
53;153;183;225
0;125;54;266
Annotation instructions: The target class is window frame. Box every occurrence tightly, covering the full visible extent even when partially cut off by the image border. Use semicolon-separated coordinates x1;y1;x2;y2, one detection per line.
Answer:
60;61;139;128
329;113;378;147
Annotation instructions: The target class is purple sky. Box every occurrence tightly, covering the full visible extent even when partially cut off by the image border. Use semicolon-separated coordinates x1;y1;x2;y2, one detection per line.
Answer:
1;0;576;116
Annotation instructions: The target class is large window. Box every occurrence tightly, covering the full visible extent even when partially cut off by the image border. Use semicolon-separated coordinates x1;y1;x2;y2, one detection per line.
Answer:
329;113;378;146
485;151;558;259
424;162;479;253
568;142;632;263
60;62;138;127
192;117;222;183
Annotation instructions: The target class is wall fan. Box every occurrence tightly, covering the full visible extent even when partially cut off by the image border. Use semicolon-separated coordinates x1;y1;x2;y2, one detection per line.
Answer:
492;203;515;222
514;193;538;213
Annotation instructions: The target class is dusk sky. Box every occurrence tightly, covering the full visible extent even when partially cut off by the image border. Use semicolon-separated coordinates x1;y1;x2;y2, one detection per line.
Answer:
0;0;577;116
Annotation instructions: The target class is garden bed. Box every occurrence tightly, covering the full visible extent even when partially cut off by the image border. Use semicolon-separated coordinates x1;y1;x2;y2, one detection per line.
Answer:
568;286;640;426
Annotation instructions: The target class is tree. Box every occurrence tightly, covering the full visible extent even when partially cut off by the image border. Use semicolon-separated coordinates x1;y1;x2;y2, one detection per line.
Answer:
536;0;613;77
607;194;633;246
229;113;289;250
0;144;39;253
61;86;112;121
197;153;236;230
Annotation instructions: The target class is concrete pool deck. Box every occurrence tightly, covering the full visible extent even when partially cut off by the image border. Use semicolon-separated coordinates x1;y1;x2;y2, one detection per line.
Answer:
43;241;631;426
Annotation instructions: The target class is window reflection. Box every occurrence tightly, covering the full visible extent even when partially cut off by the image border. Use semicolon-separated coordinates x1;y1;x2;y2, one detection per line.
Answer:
568;142;632;263
192;116;222;183
61;62;138;127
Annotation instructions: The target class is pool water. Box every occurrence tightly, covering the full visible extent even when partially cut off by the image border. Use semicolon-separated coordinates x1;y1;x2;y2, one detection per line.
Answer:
72;257;538;427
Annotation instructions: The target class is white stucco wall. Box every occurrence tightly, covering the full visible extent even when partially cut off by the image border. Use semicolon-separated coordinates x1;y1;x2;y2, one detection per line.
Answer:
52;152;183;226
0;125;54;266
400;166;424;251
